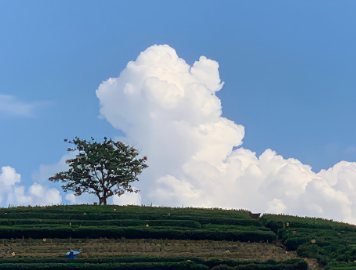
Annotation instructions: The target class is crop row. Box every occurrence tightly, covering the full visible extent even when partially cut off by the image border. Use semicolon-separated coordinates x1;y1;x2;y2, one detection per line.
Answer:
0;224;270;234
0;205;252;219
0;217;261;227
0;227;276;242
261;214;356;268
0;238;299;263
0;219;202;229
0;257;307;270
261;214;356;232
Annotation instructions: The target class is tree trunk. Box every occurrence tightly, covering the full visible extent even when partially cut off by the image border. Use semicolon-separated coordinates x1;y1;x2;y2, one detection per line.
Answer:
103;187;108;205
98;195;107;205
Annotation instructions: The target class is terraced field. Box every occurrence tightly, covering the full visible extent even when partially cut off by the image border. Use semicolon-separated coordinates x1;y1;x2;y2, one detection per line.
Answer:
0;238;299;261
0;204;340;269
0;205;275;242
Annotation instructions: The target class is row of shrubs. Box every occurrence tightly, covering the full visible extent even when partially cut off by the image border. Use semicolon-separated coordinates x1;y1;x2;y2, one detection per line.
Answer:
0;257;307;270
0;227;276;242
0;219;203;229
297;241;356;266
279;227;356;251
324;262;356;270
0;217;261;227
261;214;356;268
261;214;356;232
0;214;261;227
0;224;269;234
0;205;252;219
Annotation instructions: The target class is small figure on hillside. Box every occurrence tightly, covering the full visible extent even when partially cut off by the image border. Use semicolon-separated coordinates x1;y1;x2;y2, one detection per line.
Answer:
66;248;81;259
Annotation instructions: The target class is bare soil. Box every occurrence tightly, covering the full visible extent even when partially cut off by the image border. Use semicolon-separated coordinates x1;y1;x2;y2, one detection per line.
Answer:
0;238;324;268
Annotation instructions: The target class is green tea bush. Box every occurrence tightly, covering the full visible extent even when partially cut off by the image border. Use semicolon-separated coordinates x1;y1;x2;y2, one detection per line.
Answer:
297;243;323;258
0;225;275;242
325;262;356;270
261;214;356;232
260;218;283;234
0;219;202;229
283;237;309;250
0;258;307;270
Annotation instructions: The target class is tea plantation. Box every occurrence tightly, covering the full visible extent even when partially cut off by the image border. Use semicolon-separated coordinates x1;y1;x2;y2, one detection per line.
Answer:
0;204;355;269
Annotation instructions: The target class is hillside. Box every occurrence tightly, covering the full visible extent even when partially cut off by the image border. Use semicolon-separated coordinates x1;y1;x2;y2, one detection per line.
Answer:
0;205;354;269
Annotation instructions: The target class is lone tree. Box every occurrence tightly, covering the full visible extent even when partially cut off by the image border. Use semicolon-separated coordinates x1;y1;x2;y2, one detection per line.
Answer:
49;137;148;205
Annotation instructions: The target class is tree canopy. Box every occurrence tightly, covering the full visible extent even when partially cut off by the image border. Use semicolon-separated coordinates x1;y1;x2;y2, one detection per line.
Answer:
49;137;148;205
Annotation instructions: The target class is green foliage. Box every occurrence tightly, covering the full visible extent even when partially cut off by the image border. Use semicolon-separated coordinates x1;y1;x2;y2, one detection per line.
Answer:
0;225;276;242
263;213;356;268
201;224;270;232
297;243;323;258
325;261;356;270
261;218;283;234
0;218;202;229
0;205;274;242
48;137;148;205
202;258;307;270
4;205;356;269
261;214;356;232
0;262;209;270
0;204;251;219
0;257;307;270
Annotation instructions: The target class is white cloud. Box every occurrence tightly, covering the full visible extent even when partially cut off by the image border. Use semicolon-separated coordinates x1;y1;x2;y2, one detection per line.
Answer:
0;94;49;117
95;44;356;223
64;192;97;205
113;191;141;206
267;198;287;213
32;152;76;183
0;166;62;207
0;166;21;187
64;188;142;206
65;193;76;204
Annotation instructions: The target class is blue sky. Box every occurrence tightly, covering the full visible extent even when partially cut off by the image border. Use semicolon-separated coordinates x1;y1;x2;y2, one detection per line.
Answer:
1;1;356;221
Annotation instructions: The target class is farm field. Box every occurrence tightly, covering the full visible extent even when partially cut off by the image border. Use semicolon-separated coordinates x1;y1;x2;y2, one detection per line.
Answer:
0;238;298;261
5;204;356;269
262;214;356;269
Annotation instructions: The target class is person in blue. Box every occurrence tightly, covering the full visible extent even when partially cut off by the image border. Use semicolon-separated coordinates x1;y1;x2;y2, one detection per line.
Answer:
66;249;81;259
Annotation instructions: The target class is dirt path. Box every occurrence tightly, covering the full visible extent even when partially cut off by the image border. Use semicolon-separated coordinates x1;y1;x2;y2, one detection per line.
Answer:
274;243;325;270
0;238;325;268
0;238;297;261
304;258;324;270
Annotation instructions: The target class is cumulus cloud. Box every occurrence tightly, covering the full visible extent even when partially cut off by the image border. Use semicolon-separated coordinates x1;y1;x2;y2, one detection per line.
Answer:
95;44;356;223
0;166;21;187
32;152;99;206
32;152;76;183
0;94;49;117
0;166;61;206
113;191;142;206
63;191;141;206
65;193;97;205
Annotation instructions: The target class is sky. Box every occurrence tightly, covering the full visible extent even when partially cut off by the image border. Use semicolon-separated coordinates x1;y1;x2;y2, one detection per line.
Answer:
1;1;356;223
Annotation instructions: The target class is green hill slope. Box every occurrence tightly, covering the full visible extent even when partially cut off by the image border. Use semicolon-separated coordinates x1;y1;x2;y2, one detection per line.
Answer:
2;204;354;269
262;214;356;269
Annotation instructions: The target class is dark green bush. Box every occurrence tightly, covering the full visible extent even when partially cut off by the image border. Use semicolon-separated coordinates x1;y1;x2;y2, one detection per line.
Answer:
0;262;209;270
284;237;308;250
297;243;322;258
261;219;283;234
0;226;275;242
